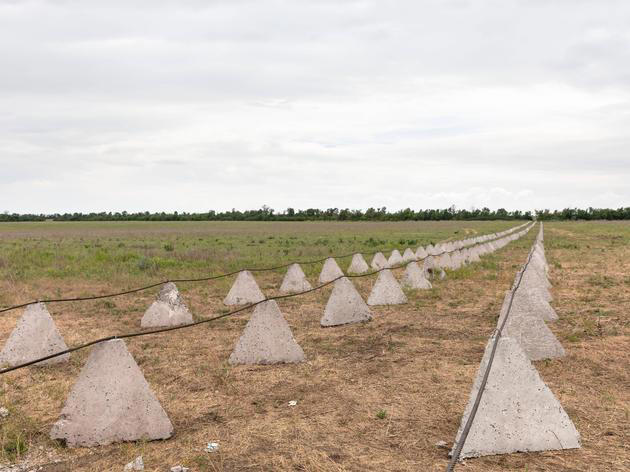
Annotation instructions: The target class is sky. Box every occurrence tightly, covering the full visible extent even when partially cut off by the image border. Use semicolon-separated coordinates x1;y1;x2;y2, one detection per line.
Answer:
1;0;629;214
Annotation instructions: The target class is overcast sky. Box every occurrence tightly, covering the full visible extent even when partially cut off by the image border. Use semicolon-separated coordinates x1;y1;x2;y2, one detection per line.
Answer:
1;0;629;214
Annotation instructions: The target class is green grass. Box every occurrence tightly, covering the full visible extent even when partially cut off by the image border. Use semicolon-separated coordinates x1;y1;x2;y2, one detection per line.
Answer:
0;220;519;285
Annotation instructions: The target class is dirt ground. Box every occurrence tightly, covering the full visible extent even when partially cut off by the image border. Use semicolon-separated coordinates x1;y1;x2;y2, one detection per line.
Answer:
0;221;628;471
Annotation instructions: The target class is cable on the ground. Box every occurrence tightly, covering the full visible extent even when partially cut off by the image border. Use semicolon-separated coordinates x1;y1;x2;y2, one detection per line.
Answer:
445;226;539;471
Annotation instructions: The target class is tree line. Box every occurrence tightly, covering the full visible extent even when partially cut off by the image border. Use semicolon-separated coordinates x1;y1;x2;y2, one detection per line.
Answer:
1;206;629;222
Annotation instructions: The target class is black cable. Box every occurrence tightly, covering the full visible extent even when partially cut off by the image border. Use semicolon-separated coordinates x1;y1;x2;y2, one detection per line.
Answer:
0;223;531;314
446;225;540;471
0;224;534;375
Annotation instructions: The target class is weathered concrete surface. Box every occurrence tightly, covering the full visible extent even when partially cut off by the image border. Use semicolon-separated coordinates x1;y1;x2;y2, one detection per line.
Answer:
521;269;553;302
347;253;369;274
401;262;432;290
279;263;312;294
522;265;553;297
223;271;266;306
318;257;344;283
513;285;558;322
498;291;565;361
451;336;580;459
50;339;173;446
437;252;453;270
402;248;416;262
387;249;404;267
0;303;69;367
367;269;407;305
141;283;193;328
370;252;388;270
504;311;565;360
321;277;372;327
415;246;428;260
229;300;305;364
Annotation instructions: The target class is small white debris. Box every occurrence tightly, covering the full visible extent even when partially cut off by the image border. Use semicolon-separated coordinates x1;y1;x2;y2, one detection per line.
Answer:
206;442;220;453
0;407;9;418
435;440;448;449
288;400;298;407
170;467;190;472
123;456;144;471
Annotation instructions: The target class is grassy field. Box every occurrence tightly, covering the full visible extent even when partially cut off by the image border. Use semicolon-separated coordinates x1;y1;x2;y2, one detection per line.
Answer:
0;220;517;307
0;220;628;471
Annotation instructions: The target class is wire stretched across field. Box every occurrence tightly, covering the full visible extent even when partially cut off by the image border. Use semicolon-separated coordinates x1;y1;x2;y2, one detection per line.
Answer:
0;224;535;375
446;235;539;471
0;259;428;374
0;223;529;315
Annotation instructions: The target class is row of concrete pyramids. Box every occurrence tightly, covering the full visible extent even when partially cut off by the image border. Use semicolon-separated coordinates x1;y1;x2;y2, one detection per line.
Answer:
0;222;532;369
1;223;533;370
0;223;533;448
450;223;580;461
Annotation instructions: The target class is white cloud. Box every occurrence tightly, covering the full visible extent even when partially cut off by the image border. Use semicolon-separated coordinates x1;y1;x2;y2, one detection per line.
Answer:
1;0;629;213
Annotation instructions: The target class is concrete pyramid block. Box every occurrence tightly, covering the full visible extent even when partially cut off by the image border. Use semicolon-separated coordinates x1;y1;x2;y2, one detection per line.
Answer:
223;270;266;306
321;277;372;327
415;246;428;260
347;253;370;274
0;303;69;367
318;257;344;283
401;262;432;290
229;300;305;365
498;292;565;361
367;269;408;305
388;249;404;267
50;339;173;446
450;251;463;270
451;336;579;459
371;252;388;270
514;286;558;322
141;283;193;328
503;311;565;361
402;248;416;262
437;252;453;269
279;263;312;294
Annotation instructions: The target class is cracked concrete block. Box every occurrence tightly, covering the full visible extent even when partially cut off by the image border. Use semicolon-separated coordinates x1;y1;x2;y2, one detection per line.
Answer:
141;283;193;328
